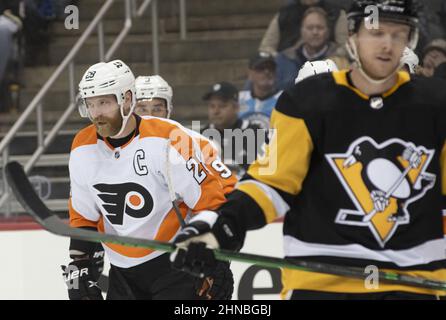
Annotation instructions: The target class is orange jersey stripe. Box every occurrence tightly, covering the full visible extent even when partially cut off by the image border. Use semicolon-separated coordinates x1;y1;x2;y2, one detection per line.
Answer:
443;215;446;235
69;198;98;229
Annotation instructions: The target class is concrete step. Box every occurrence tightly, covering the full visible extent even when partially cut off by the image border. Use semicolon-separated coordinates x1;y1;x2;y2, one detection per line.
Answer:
0;153;70;168
0;176;71;200
52;13;274;37
47;29;263;65
23;59;248;90
2;131;76;156
26;165;69;178
74;0;282;21
46;178;70;200
0;110;90;134
1;198;68;215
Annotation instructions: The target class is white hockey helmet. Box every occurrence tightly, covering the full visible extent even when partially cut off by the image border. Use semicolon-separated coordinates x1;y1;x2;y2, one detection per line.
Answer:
400;47;419;74
78;60;136;137
295;59;339;84
135;75;173;118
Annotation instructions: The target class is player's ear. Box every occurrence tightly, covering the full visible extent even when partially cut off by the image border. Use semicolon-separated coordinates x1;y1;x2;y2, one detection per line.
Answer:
123;90;133;114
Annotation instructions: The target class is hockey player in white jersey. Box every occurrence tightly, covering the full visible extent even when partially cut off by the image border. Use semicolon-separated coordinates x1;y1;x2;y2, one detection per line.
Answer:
63;60;232;300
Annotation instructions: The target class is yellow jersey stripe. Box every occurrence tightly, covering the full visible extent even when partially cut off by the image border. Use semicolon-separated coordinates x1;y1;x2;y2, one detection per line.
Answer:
332;70;411;100
281;268;446;298
247;109;313;195
238;183;278;224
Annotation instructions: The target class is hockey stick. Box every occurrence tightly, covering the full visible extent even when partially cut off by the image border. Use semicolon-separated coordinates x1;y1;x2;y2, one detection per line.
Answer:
5;161;446;292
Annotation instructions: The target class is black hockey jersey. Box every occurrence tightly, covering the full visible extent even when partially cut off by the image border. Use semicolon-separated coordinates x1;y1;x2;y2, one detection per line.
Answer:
221;70;446;297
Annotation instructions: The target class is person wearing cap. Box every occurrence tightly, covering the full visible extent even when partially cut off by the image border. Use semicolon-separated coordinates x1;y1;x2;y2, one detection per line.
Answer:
201;82;268;177
239;52;282;119
420;39;446;79
171;0;446;300
274;6;340;90
202;82;240;133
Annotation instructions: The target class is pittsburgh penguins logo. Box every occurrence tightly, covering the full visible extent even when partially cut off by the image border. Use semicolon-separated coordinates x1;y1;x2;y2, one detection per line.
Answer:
93;183;154;225
326;137;436;247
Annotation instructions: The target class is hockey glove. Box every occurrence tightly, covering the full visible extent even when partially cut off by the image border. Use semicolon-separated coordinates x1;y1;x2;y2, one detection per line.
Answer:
62;243;105;300
170;210;240;278
62;257;103;300
195;261;234;300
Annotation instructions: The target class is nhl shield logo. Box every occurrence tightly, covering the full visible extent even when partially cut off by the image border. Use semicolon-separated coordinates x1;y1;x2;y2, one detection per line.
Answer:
325;136;436;248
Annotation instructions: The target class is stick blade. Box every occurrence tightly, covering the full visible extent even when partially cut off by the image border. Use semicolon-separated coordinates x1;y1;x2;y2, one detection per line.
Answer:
5;161;53;222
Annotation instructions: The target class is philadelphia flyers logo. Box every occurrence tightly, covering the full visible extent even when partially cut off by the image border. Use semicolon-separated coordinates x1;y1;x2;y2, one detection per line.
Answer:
93;183;154;225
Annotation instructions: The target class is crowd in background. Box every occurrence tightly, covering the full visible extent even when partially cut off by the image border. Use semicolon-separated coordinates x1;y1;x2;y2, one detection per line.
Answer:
202;0;446;136
1;0;446;123
0;0;77;113
198;0;446;174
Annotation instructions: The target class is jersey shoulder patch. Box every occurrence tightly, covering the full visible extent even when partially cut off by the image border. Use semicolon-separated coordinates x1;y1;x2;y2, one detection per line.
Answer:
139;117;185;140
71;124;97;151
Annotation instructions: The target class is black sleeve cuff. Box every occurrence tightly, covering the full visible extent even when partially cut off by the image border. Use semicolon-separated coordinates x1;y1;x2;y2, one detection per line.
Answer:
69;227;101;258
216;189;267;251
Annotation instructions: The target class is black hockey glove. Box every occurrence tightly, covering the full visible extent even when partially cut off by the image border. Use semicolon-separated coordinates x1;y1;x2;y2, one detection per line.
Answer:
62;240;105;300
62;257;104;300
195;261;234;300
170;210;241;278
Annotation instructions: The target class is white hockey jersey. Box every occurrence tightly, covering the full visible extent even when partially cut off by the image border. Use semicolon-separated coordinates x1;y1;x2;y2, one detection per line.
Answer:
68;116;227;268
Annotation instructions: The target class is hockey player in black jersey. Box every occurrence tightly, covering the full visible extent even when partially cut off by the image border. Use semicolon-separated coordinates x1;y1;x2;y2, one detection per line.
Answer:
171;0;446;300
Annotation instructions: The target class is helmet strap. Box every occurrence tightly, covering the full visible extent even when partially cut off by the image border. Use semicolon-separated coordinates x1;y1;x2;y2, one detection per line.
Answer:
111;93;136;138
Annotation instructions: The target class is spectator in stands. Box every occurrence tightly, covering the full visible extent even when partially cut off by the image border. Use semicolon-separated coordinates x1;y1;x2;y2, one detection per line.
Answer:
419;39;446;80
0;0;61;111
0;2;22;112
441;0;446;37
202;82;240;134
275;6;339;90
239;52;282;119
259;0;349;56
201;82;268;177
22;0;54;66
415;0;445;55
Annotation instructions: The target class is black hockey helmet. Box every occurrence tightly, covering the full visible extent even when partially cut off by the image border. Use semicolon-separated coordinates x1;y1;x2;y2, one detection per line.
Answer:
347;0;419;49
